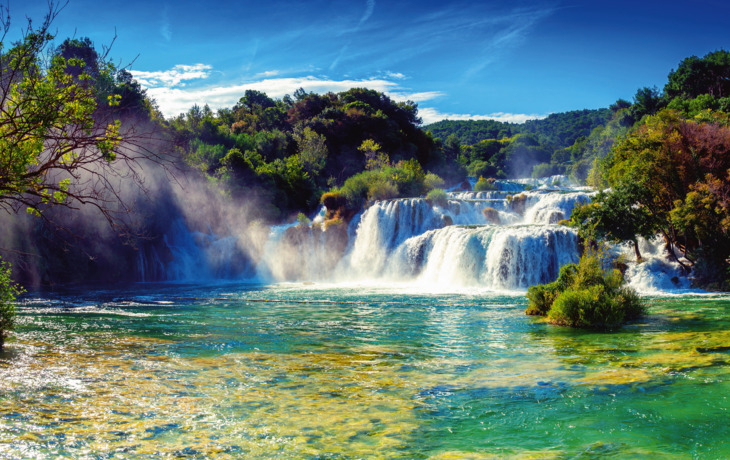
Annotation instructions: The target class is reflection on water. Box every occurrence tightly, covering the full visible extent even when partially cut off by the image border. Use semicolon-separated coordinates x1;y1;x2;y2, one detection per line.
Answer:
1;284;730;458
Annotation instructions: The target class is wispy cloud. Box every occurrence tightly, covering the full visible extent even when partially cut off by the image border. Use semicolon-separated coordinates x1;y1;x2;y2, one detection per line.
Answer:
384;71;406;80
331;0;376;71
359;0;376;26
160;4;172;42
417;107;546;125
326;2;557;79
131;64;213;88
391;91;445;103
463;6;555;79
330;43;350;72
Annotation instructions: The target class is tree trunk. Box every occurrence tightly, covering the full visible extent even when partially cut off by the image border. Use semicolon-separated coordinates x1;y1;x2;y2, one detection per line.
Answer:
633;239;643;263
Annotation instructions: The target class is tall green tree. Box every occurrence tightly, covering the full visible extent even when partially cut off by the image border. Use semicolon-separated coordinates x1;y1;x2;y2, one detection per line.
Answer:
665;50;730;99
570;182;657;261
0;6;164;224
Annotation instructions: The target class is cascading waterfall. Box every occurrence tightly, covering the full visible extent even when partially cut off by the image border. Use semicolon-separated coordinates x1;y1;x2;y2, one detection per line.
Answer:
146;176;696;292
342;189;586;288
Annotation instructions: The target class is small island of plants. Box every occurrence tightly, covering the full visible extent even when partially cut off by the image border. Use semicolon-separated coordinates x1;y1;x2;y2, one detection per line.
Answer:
526;248;645;329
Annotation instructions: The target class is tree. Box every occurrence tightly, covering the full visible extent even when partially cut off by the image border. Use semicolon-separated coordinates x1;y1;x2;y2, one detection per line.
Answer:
665;50;730;99
570;182;657;261
587;109;730;279
629;86;663;123
55;37;99;79
294;127;328;176
0;3;166;227
359;139;389;171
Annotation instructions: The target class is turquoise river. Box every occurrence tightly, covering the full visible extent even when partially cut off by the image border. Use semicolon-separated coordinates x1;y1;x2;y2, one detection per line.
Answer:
1;283;729;459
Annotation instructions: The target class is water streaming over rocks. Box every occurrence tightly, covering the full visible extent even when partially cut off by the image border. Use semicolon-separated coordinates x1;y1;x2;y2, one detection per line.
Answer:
138;176;695;293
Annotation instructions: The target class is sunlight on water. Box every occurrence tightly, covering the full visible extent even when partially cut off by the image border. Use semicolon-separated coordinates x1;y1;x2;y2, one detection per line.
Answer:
1;285;730;458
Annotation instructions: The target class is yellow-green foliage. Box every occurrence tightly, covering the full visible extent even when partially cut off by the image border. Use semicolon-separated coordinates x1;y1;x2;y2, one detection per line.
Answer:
508;193;529;215
426;188;448;208
334;159;437;208
324;217;344;231
424;173;445;190
474;176;497;191
526;250;644;330
0;258;23;350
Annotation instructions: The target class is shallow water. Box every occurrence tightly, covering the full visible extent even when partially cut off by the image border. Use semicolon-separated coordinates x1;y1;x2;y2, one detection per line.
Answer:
1;283;729;458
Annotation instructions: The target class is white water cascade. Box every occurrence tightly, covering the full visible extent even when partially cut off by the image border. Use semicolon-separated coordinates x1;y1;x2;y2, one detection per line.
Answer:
341;185;589;288
143;176;697;293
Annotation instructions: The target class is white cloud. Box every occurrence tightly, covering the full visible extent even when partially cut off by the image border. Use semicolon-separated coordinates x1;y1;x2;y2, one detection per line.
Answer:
385;71;406;80
417;107;546;125
145;75;401;118
133;63;544;124
130;64;212;88
391;91;444;103
254;70;281;78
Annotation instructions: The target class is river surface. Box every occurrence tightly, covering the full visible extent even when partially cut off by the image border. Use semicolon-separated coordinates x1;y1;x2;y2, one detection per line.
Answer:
2;283;729;458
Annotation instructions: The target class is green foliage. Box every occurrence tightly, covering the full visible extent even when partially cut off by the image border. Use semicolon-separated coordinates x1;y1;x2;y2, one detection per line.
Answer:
334;159;432;208
169;85;441;220
294;127;328;175
526;263;577;316
526;250;644;329
391;159;426;197
665;50;730;100
426;188;448;208
424;173;445;190
0;10;157;222
296;212;311;227
570;181;657;261
596;109;730;273
532;162;563;178
360;139;390;171
0;259;23;350
474;176;497;191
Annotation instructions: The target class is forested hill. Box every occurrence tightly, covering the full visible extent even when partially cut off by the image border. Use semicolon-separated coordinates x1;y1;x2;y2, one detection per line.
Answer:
425;108;611;148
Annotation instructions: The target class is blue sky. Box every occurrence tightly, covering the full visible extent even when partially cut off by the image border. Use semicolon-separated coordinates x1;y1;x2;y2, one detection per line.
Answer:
15;0;730;123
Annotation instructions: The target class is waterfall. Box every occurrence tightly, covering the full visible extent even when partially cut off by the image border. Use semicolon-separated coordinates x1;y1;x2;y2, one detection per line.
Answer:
147;178;696;293
340;189;586;288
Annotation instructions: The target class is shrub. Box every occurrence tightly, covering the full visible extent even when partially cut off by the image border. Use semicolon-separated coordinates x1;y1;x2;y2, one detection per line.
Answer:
482;207;501;224
526;263;576;316
547;285;620;328
368;175;399;201
296;212;310;227
391;159;426;197
0;259;23;350
525;249;645;330
474;176;497;191
509;193;529;215
321;190;347;212
323;217;344;231
426;188;448;208
424;173;445;191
